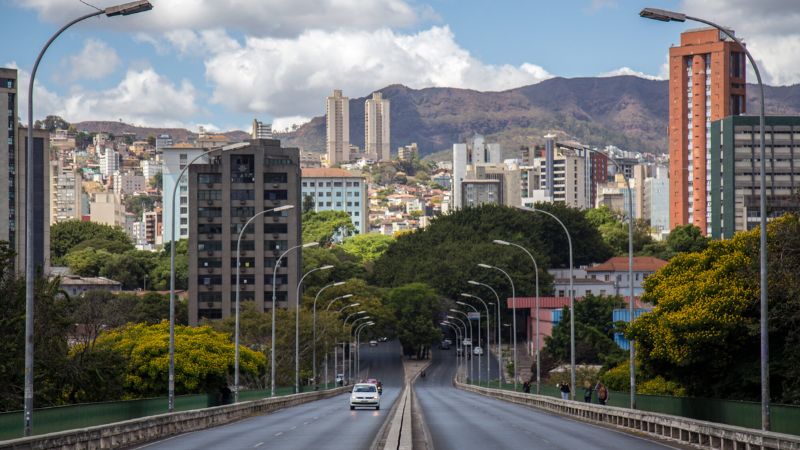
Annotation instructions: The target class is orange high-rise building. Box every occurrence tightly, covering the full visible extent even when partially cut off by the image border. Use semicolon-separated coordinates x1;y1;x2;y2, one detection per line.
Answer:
668;28;746;234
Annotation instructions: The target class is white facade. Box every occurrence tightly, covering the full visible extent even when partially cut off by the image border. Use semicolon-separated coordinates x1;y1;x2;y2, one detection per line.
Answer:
645;175;670;233
141;158;161;183
99;147;119;177
365;92;390;162
535;145;588;209
452;134;502;209
301;168;368;235
326;90;350;165
162;145;205;242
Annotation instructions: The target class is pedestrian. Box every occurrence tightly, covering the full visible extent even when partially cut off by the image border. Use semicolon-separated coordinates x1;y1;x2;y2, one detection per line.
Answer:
596;382;608;405
583;381;593;403
558;382;570;400
522;380;531;394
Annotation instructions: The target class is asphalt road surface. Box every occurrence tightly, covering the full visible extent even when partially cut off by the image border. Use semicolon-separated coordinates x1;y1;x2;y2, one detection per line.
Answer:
415;349;677;450
139;341;403;450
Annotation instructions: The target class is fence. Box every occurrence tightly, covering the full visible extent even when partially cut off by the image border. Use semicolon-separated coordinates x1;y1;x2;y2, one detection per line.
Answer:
0;386;300;441
467;380;800;436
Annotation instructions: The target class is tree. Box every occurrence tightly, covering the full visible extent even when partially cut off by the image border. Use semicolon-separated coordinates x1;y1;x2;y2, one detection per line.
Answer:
340;234;394;263
34;115;69;132
92;322;265;397
302;210;356;246
384;283;442;359
124;194;157;217
149;172;163;190
302;194;315;214
51;220;132;262
585;206;654;256
147;134;156;146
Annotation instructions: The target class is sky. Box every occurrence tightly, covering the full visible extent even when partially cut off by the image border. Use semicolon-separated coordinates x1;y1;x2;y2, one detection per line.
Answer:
1;0;798;133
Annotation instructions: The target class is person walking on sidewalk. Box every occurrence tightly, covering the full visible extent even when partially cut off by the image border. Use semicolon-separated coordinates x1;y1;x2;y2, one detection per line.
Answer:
558;382;570;400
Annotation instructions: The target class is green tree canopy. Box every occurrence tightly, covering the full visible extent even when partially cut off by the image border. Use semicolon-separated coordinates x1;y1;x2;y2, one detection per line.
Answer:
385;283;443;359
302;210;356;246
340;234;394;263
585;205;654;256
51;220;132;262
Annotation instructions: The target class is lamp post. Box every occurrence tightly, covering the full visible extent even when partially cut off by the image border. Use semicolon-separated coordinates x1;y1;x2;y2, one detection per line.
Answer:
271;242;318;397
478;263;518;391
515;205;575;400
349;316;371;380
23;1;154;432
446;315;471;381
469;280;502;388
640;7;768;427
313;285;346;389
493;240;541;394
441;322;463;378
295;265;334;393
460;294;491;385
327;300;357;387
343;310;367;384
235;204;294;403
355;322;375;377
455;303;482;385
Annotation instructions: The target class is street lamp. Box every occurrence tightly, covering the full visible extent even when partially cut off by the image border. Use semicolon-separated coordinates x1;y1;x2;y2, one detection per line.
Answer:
455;303;482;385
493;240;541;394
355;322;375;377
343;310;367;384
469;280;503;389
329;301;358;387
23;1;153;433
234;204;294;402
349;316;371;380
446;314;471;381
640;6;769;428
169;141;251;410
271;242;318;397
460;294;491;386
441;322;463;377
478;263;518;391
443;320;465;379
313;281;346;389
515;205;575;400
295;265;335;393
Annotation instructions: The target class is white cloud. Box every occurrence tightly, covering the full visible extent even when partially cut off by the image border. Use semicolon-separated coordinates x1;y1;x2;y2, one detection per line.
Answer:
205;26;553;117
272;116;311;132
598;67;664;80
14;0;421;36
682;0;800;85
60;38;120;83
10;63;199;127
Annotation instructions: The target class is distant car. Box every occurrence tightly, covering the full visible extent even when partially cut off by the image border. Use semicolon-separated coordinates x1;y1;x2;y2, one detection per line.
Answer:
456;347;464;356
369;340;378;346
439;340;451;350
378;336;389;342
444;339;452;345
463;338;472;346
350;383;380;410
335;373;345;386
473;346;484;356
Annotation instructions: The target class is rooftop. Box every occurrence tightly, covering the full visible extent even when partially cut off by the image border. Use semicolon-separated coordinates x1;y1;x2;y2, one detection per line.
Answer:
302;168;364;178
586;256;668;273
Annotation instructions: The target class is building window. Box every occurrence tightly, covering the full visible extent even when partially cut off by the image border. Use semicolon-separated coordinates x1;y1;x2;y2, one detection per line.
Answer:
264;172;288;183
231;190;255;201
264;223;287;234
265;157;293;166
265;190;288;200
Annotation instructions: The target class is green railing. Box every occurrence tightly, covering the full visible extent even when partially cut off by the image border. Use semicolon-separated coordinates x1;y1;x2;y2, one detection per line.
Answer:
0;385;315;442
467;380;800;437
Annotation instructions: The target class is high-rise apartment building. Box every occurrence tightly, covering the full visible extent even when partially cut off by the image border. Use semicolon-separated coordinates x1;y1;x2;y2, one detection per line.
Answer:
301;168;368;235
365;92;390;162
251;119;273;140
162;144;205;242
50;160;82;224
397;143;418;162
326;90;350;165
710;115;800;239
188;138;301;324
669;28;747;234
452;134;502;209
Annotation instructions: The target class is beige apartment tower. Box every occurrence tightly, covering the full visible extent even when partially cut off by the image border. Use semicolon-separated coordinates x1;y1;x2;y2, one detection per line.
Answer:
326;90;350;166
365;92;391;162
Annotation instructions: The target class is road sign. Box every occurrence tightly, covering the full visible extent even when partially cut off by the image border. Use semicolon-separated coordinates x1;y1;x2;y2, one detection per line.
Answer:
467;312;480;320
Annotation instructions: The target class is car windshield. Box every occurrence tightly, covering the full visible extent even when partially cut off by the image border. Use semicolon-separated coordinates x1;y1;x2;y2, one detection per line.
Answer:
354;385;377;393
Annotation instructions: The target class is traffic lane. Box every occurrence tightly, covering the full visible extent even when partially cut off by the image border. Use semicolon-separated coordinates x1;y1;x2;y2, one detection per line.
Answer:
140;341;402;450
415;350;674;450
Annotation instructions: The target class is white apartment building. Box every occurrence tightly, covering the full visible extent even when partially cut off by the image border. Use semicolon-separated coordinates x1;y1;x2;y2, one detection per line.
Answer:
535;144;589;209
365;92;390;162
326;90;350;165
162;144;205;241
90;192;125;228
301;168;368;235
113;171;146;195
452;134;502;209
141;158;161;182
99;147;119;177
49;161;82;224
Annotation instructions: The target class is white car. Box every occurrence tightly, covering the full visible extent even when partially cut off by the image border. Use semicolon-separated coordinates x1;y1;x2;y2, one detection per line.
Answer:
369;340;378;346
473;346;484;356
350;383;380;410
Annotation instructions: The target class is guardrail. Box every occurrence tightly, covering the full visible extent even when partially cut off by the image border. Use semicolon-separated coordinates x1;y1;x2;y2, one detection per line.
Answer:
456;380;800;450
0;386;350;450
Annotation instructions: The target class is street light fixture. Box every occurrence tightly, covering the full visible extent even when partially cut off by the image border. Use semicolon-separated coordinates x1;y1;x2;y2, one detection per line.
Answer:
460;294;491;386
271;241;318;397
456;302;483;385
441;322;463;377
313;281;346;388
295;265;334;393
446;314;471;381
493;239;541;394
329;302;359;386
469;280;503;389
234;204;294;402
348;316;371;380
478;263;518;391
515;205;576;400
24;1;153;432
355;322;375;377
640;6;769;428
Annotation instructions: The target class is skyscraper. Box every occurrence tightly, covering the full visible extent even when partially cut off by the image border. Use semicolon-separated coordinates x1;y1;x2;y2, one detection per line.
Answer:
668;28;747;234
365;92;390;162
326;90;350;166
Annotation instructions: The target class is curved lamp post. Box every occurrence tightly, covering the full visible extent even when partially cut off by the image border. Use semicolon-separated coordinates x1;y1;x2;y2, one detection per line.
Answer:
343;310;367;384
270;242;318;397
313;282;346;388
329;301;358;387
446;315;470;381
478;263;518;391
441;322;463;377
455;304;482;385
442;321;464;378
460;294;491;385
469;280;502;388
349;316;371;380
640;6;769;427
514;206;575;400
493;240;541;394
24;1;153;432
295;265;334;393
355;322;375;377
234;204;294;402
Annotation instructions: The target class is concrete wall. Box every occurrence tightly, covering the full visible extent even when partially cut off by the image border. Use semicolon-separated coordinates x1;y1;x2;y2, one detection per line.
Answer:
455;381;800;450
0;387;349;450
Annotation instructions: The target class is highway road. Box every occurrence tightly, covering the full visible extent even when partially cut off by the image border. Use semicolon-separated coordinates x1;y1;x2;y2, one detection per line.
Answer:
415;349;677;450
139;342;403;450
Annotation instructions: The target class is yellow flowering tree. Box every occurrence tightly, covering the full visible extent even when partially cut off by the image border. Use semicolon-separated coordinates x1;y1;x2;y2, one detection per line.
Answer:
93;321;265;397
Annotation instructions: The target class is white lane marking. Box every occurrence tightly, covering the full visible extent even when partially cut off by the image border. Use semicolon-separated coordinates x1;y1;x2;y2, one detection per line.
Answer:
274;432;283;436
290;426;297;430
254;442;264;448
303;421;310;425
